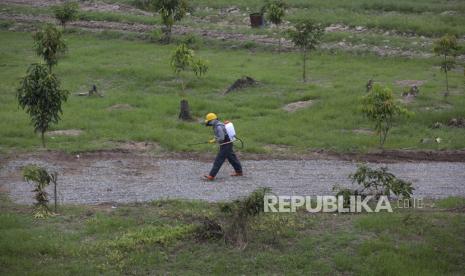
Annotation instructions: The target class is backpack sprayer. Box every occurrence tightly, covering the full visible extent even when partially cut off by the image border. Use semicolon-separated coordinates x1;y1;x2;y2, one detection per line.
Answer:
188;120;244;149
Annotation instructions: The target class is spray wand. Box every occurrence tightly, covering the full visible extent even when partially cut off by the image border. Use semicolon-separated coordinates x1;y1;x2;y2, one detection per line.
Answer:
188;137;244;149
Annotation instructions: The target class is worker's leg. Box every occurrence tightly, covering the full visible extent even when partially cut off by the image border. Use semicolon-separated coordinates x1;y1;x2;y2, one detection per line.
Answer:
226;145;242;173
209;145;228;177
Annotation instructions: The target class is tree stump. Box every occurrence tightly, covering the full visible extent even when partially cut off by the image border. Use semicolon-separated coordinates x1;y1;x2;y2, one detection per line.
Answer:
179;99;192;120
366;79;373;92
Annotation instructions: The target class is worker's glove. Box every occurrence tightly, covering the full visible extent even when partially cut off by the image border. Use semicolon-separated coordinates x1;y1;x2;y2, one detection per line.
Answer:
208;138;216;144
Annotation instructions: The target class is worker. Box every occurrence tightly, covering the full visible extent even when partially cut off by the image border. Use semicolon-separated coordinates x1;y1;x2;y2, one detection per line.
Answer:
203;113;243;181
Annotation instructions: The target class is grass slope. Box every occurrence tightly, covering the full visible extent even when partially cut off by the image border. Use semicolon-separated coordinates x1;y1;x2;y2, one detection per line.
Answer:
0;31;464;154
1;195;464;275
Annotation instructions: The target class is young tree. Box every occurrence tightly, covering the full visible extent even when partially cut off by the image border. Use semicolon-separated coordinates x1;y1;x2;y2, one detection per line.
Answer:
17;64;69;147
150;0;189;43
22;165;57;218
171;43;194;92
433;34;459;98
288;20;324;82
170;43;208;120
361;84;410;148
52;1;79;29
262;0;287;52
33;24;67;72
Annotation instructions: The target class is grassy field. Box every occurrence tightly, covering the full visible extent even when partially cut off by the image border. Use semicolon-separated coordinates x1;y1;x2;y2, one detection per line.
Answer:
112;0;465;36
1;194;465;275
1;1;465;274
0;30;464;154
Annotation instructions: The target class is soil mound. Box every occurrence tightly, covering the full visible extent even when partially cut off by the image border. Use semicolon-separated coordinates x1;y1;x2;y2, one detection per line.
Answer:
224;76;258;94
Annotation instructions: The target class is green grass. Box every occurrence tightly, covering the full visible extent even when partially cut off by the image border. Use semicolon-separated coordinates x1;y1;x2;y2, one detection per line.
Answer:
436;197;465;209
130;0;465;36
3;0;465;37
1;195;464;275
0;30;464;154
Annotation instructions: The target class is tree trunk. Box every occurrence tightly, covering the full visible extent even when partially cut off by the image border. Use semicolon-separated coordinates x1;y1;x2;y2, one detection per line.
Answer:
444;54;449;97
302;49;307;82
277;24;281;53
179;99;192;121
163;25;172;44
41;131;46;148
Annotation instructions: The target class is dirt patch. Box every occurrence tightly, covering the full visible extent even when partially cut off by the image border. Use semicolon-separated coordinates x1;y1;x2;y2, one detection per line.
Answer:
0;185;9;193
330;150;465;163
401;94;416;104
224;76;258;94
283;100;314;112
80;2;151;16
395;80;426;87
264;144;293;153
352;128;375;135
46;129;83;137
0;0;59;7
112;141;158;151
421;103;453;112
106;104;133;111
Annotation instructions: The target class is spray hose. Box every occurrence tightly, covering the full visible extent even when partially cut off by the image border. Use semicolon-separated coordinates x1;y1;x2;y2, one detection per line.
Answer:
188;137;244;149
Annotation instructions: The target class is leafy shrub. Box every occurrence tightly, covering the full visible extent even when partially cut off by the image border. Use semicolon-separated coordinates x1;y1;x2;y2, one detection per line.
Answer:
361;84;410;148
22;165;57;218
17;64;69;147
350;165;414;199
334;164;414;207
52;1;79;29
33;24;67;71
287;19;324;81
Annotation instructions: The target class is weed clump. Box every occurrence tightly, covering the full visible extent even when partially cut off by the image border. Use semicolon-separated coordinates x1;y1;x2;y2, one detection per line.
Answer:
219;187;271;248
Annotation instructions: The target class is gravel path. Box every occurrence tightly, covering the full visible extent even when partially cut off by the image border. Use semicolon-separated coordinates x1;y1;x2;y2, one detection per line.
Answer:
1;152;464;205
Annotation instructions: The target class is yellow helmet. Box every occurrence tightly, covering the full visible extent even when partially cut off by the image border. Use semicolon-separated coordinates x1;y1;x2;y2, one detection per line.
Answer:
205;113;217;124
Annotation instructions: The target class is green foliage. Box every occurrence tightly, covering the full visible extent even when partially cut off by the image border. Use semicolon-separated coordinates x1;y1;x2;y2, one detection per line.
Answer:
22;165;56;218
288;19;324;52
170;43;194;75
140;0;189;42
52;1;79;28
1;31;465;152
33;24;67;71
262;0;288;26
106;225;194;250
179;33;203;49
96;224;194;271
287;19;324;81
433;34;459;95
332;186;361;207
192;58;208;77
349;165;414;198
170;43;208;91
1;195;465;274
361;84;410;148
436;197;465;209
17;64;69;147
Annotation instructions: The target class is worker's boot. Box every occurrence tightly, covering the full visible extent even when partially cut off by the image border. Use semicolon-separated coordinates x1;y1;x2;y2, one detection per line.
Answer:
203;175;215;181
230;171;243;177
